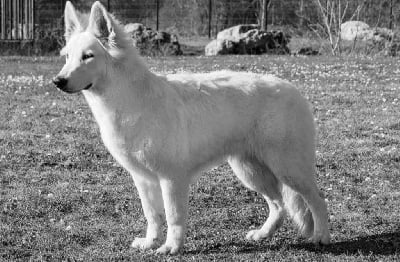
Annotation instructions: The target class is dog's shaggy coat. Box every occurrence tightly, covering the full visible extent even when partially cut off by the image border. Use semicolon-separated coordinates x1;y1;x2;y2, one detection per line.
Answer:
54;1;330;255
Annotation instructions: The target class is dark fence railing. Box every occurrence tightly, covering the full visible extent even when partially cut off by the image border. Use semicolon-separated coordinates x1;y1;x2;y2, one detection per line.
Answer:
0;0;398;42
0;0;35;40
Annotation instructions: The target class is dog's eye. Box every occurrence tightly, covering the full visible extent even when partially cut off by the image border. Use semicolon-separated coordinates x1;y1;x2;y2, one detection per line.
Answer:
82;53;94;61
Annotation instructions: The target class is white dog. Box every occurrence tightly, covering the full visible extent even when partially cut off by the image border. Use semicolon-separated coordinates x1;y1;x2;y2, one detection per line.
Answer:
53;1;330;255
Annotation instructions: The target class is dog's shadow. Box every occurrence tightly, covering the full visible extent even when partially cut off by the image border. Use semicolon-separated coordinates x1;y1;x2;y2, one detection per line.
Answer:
288;231;400;256
185;231;400;256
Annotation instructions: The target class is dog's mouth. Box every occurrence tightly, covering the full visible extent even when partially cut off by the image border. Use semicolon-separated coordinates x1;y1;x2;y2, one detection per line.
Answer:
84;83;93;90
57;83;92;94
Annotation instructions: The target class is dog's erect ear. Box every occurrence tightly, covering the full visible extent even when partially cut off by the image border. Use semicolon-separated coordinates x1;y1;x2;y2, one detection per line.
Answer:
88;1;116;44
64;1;82;41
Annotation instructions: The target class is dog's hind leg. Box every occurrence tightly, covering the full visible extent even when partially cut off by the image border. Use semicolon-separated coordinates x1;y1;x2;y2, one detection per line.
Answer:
265;149;330;245
131;176;165;250
228;155;286;241
283;176;330;245
156;176;191;255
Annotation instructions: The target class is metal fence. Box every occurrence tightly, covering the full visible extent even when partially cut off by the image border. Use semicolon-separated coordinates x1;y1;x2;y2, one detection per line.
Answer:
0;0;35;40
0;0;261;41
0;0;399;42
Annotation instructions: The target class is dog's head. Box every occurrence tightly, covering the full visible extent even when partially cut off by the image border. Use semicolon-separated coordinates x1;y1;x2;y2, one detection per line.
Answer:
53;1;130;94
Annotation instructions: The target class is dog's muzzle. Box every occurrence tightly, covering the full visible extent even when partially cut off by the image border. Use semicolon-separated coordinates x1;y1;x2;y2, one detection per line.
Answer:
53;76;68;89
52;76;92;93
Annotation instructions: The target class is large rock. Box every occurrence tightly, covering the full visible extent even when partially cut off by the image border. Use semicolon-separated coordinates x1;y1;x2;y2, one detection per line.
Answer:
341;21;370;41
341;21;394;42
125;23;145;34
124;23;182;56
340;20;399;56
205;39;234;56
217;24;259;41
206;24;290;56
240;29;290;54
367;27;394;42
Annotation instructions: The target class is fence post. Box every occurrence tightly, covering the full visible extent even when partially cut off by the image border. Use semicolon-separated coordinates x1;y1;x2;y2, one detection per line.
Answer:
156;0;159;31
32;0;35;41
260;0;269;31
299;0;304;27
208;0;212;38
389;0;393;29
1;0;5;39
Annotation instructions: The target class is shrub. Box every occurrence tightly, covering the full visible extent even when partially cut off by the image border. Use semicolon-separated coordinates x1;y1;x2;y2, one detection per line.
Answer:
33;25;65;55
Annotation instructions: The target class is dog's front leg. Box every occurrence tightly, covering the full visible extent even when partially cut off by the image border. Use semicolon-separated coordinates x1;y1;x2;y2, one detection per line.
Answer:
156;177;190;255
131;176;165;250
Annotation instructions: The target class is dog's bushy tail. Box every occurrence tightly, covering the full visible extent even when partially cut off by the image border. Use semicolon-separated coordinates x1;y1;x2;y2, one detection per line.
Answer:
281;184;314;238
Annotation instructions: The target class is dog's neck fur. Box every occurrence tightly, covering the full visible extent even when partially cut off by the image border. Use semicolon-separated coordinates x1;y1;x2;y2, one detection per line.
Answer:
82;46;166;146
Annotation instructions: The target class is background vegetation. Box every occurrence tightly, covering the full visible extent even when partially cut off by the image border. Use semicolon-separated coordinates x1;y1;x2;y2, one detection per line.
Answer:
2;0;400;55
155;0;400;37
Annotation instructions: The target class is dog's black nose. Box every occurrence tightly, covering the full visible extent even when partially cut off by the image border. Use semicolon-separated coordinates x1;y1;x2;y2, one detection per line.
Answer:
53;77;68;89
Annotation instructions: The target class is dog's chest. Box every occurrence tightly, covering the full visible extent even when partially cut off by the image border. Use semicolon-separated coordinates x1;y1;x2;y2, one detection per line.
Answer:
98;111;143;151
96;111;161;170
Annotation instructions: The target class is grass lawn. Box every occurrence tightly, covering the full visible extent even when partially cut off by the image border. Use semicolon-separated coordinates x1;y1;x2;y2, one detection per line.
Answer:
0;55;399;261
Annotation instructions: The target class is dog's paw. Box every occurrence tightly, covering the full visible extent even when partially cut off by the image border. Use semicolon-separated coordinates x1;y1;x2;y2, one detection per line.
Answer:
131;237;159;250
155;243;181;255
246;229;268;241
310;231;330;246
246;229;261;241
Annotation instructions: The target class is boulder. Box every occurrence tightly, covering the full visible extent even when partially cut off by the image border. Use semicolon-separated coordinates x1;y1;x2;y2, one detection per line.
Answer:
206;24;290;56
340;21;399;56
217;24;259;41
341;21;394;42
124;23;182;56
340;21;370;41
205;39;233;56
367;27;394;42
125;23;145;34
